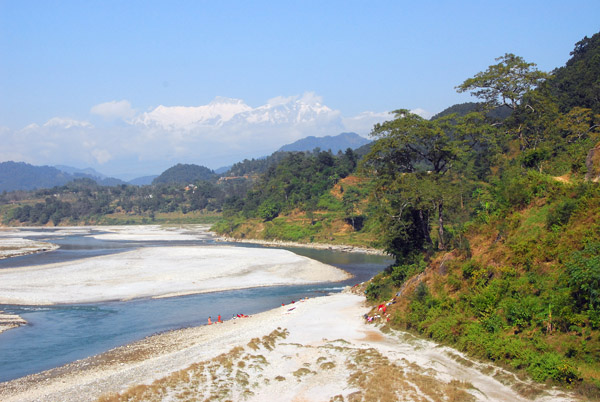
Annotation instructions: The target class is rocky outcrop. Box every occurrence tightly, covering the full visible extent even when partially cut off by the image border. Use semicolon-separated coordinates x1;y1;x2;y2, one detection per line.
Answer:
585;142;600;182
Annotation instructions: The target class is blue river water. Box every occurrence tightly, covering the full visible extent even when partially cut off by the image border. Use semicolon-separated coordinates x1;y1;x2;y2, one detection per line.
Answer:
0;231;391;383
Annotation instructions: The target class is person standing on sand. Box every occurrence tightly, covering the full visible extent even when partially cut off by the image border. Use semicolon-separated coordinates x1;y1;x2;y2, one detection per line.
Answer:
208;316;212;325
218;314;222;323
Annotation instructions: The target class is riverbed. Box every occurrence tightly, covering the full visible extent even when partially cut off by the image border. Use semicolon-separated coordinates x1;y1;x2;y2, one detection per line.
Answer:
0;225;392;382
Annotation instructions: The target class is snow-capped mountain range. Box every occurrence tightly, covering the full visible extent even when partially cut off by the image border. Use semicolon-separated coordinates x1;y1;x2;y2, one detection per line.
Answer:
134;93;341;131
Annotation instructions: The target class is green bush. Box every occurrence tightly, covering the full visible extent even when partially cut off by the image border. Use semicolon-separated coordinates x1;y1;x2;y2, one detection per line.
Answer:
389;259;426;286
263;220;315;242
546;198;578;229
502;297;537;330
424;313;461;342
566;242;600;311
462;260;479;279
258;200;281;221
317;193;343;211
365;273;394;302
527;352;580;384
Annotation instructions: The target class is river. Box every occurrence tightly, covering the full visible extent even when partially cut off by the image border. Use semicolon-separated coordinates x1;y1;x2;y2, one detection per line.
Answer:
0;226;391;382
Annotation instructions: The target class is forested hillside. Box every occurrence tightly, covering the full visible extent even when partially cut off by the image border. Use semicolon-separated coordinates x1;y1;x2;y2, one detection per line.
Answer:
214;32;600;395
0;176;250;226
356;35;600;396
213;148;376;245
0;162;128;192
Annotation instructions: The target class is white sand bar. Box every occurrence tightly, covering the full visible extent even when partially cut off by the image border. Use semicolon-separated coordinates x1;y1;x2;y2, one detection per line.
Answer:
87;224;217;241
0;292;574;402
0;238;59;259
0;245;349;305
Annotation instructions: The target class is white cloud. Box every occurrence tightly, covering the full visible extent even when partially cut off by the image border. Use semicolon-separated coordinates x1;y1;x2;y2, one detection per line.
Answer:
267;95;295;106
1;93;393;178
342;111;391;135
91;100;136;121
409;108;433;119
43;117;93;129
91;149;112;164
22;123;40;131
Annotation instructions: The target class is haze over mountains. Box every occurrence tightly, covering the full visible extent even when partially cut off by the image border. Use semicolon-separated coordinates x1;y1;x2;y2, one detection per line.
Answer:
0;132;371;192
1;93;390;180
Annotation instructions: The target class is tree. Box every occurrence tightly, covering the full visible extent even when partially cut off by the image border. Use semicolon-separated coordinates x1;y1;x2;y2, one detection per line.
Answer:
342;187;362;230
457;54;552;152
363;110;484;254
258;200;280;221
456;53;548;111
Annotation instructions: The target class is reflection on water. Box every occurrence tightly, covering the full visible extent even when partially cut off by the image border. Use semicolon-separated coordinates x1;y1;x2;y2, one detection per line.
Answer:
0;229;392;383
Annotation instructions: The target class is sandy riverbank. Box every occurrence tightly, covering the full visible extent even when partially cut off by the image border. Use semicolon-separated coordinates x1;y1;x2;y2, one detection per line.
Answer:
218;236;387;255
0;245;349;305
0;291;575;402
0;238;59;260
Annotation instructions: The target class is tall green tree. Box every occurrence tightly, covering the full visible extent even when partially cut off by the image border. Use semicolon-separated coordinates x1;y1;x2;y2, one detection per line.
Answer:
457;54;550;151
362;110;494;256
456;53;548;111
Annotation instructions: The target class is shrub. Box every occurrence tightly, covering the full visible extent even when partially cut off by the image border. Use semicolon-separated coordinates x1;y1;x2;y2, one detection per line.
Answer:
566;242;600;311
365;273;394;302
546;198;578;229
317;193;343;211
527;352;580;384
258;201;281;221
389;259;426;286
414;282;429;302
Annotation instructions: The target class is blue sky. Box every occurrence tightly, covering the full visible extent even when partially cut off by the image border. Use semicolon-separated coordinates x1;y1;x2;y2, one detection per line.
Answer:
1;1;599;178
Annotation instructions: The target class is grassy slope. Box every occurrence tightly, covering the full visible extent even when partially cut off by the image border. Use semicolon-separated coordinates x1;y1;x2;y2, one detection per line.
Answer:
213;176;382;248
365;173;600;396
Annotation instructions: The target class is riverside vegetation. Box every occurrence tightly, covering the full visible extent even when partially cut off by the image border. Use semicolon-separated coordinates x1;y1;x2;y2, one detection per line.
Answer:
1;32;599;396
217;32;600;397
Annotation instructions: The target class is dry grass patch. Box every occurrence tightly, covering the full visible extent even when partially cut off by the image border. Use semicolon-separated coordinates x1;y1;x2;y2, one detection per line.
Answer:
293;367;316;380
97;329;289;402
320;361;336;370
345;347;476;402
247;327;289;351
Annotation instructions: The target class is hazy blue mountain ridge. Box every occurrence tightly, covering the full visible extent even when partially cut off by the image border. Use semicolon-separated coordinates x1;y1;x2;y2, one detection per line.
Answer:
277;132;370;153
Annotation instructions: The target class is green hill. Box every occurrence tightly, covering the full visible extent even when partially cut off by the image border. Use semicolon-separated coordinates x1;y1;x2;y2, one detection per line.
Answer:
152;163;215;185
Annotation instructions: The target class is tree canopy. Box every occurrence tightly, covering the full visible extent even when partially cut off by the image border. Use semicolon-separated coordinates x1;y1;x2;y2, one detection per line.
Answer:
456;53;548;111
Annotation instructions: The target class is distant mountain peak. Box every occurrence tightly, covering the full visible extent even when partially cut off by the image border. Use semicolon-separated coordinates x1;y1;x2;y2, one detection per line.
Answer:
134;94;340;131
277;132;370;153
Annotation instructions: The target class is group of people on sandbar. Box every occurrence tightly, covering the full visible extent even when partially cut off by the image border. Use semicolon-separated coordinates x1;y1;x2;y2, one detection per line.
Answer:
281;296;308;307
207;313;249;325
364;298;395;323
206;297;311;325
